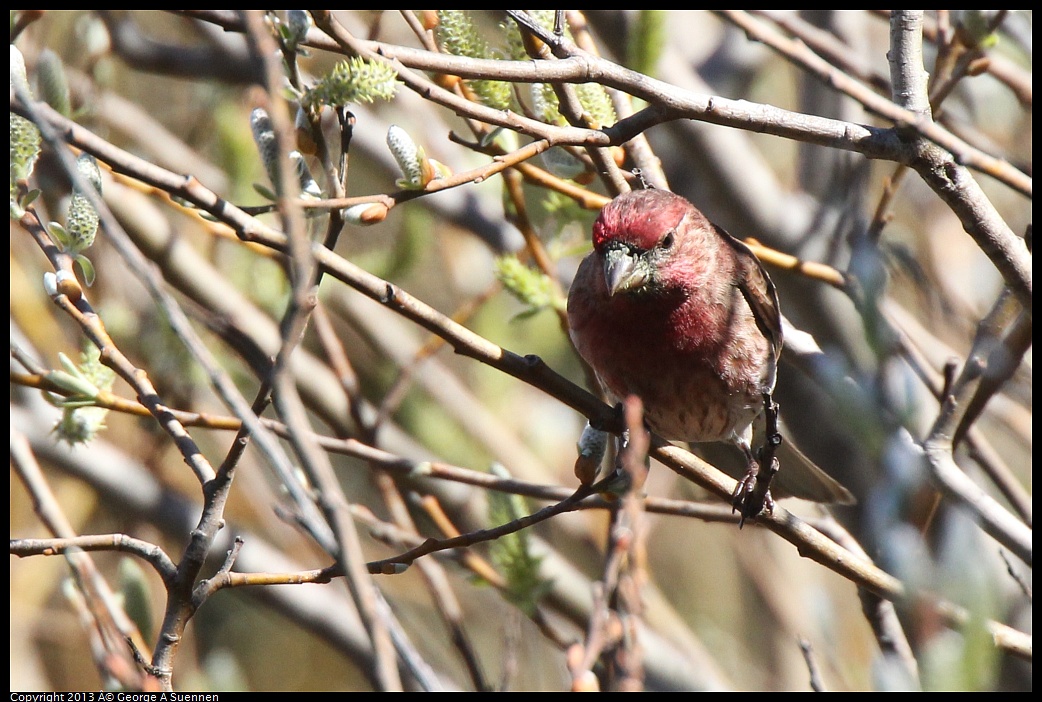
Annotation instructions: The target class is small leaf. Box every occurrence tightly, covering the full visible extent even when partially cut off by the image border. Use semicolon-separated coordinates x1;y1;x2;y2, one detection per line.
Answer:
74;254;96;287
57;351;80;377
510;307;543;322
252;182;277;201
169;195;196;208
48;221;72;250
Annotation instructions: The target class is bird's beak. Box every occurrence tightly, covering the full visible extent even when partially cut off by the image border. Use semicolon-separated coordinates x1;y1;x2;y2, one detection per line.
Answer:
602;245;648;296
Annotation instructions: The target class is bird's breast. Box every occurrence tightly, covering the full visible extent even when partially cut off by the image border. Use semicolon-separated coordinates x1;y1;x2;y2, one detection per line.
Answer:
568;276;773;443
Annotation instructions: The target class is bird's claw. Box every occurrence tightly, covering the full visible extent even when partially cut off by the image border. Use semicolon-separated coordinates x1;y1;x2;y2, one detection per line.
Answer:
731;468;775;528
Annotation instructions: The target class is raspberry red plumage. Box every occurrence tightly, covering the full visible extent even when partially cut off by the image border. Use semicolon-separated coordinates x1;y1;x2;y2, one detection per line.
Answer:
567;189;852;508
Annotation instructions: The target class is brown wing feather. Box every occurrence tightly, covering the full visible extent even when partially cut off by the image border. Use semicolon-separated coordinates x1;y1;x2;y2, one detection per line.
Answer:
714;223;783;360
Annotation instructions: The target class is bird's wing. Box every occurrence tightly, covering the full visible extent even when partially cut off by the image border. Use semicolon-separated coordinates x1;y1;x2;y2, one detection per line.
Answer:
715;224;784;360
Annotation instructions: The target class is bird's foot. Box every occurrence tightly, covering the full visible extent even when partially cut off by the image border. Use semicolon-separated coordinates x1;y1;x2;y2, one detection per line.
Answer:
731;462;776;528
730;392;783;527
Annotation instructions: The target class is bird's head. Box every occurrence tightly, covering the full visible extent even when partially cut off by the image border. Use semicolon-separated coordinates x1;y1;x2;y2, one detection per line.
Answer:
591;189;699;297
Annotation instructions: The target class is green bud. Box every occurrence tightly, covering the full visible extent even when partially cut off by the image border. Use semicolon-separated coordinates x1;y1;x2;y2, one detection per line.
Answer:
504;10;560;60
54;404;109;445
954;10;1001;48
118;559;155;641
486;463;551;615
10;45;41;207
436;11;514;109
64;153;102;254
76;344;116;390
494;254;557;314
626;11;666;78
37;48;72;117
575;83;616;129
51;345;115;445
302;56;398;109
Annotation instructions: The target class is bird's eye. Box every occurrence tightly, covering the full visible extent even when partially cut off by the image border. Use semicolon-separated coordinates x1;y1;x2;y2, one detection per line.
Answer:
661;230;675;249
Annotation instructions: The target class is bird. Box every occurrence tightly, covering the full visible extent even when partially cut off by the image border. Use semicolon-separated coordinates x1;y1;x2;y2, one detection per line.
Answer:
566;188;853;517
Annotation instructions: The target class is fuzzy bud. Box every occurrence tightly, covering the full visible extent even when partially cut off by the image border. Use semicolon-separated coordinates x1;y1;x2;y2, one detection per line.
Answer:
291;150;322;199
55;404;108;445
540;147;587;181
343;202;389;226
36;49;72;117
55;269;83;302
250;108;278;180
283;10;313;49
493;255;557;315
43;271;58;297
10;45;32;95
250;107;322;198
51;346;115;446
64;153;102;253
302;56;398;109
10;46;42;203
574;422;608;485
435;11;513;109
386;125;425;189
118;559;155;641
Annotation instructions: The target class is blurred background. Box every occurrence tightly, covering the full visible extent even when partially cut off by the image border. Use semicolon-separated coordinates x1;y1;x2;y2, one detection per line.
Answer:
10;10;1031;691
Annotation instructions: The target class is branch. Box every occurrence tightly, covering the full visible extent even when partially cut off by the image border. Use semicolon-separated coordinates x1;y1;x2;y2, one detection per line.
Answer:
719;10;1029;196
11;534;177;582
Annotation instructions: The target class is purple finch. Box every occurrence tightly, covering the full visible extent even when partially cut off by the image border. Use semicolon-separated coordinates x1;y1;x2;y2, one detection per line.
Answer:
567;189;853;515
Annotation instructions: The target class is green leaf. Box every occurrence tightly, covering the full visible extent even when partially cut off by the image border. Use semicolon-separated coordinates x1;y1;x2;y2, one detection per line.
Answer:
74;254;96;287
47;221;72;250
252;182;277;201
